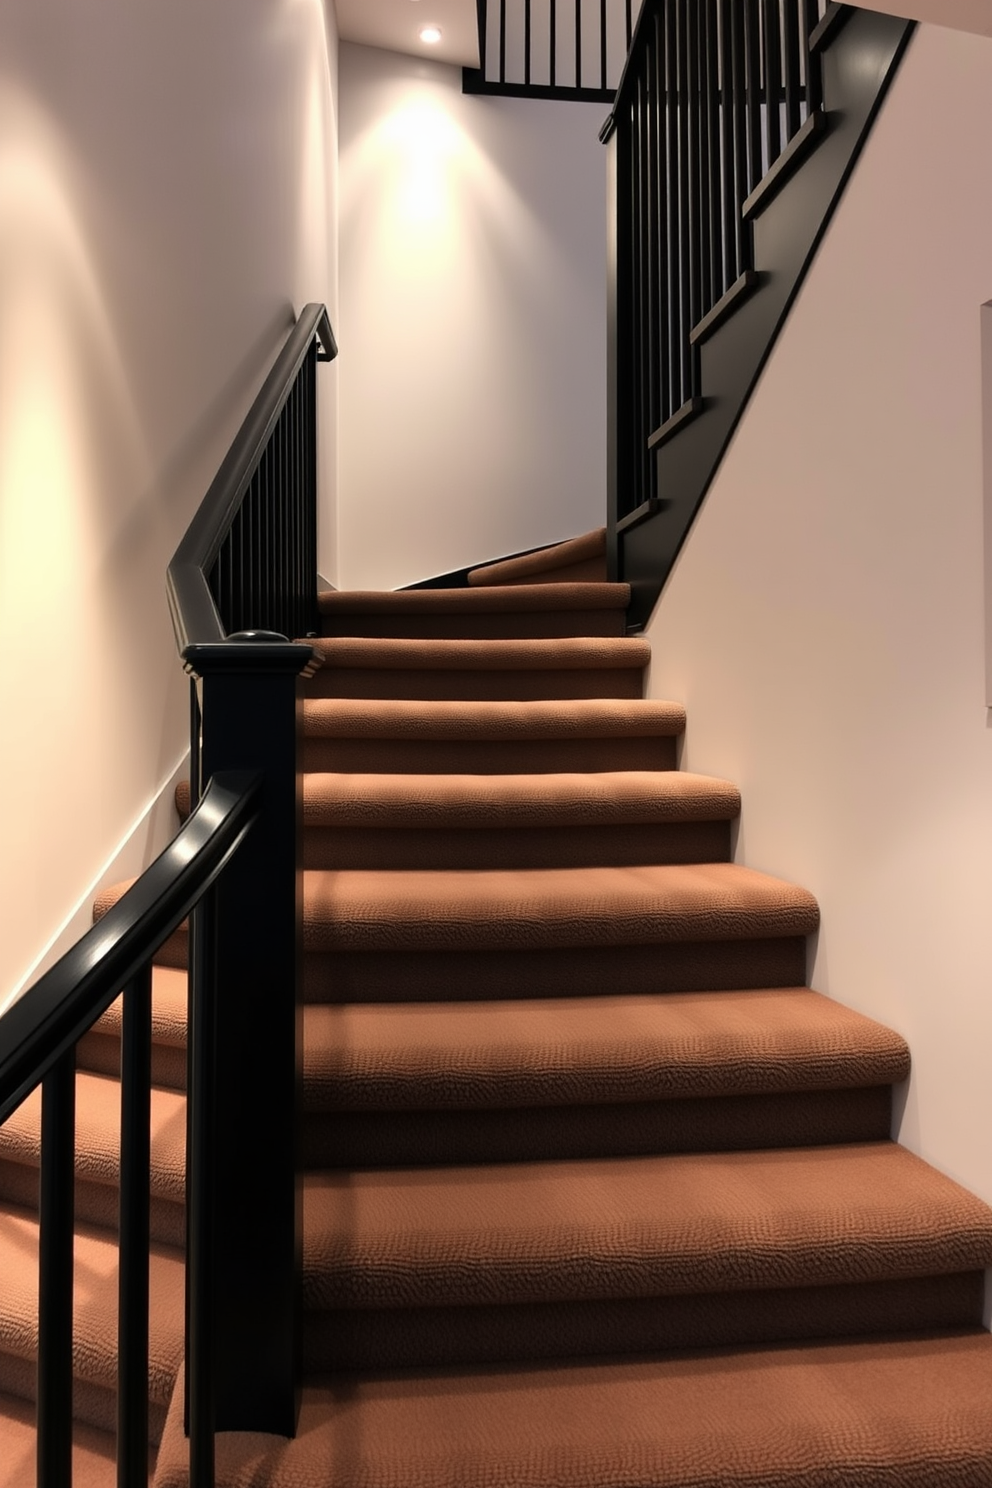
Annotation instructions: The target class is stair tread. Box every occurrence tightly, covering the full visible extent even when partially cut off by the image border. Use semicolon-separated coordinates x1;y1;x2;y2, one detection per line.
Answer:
0;1069;185;1205
302;987;909;1111
302;770;740;828
89;965;187;1049
319;582;629;615
303;861;820;952
468;527;607;588
308;635;651;671
0;1204;183;1405
0;1391;125;1488
300;1143;992;1311
303;696;685;739
155;1332;992;1488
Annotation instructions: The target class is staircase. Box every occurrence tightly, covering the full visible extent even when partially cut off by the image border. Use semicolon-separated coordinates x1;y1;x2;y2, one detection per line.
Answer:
5;528;992;1484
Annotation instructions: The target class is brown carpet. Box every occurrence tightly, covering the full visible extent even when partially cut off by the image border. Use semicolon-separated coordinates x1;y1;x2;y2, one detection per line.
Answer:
5;528;992;1484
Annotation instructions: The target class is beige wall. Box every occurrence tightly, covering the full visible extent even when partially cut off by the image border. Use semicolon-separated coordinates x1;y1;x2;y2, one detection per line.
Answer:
645;25;992;1203
336;42;607;590
0;0;340;1006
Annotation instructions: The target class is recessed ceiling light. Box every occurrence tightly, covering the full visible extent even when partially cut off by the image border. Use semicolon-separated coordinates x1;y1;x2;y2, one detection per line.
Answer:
420;25;442;44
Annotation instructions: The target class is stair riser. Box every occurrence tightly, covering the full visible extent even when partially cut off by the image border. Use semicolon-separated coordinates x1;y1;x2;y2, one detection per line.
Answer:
302;1086;892;1168
0;1160;185;1249
303;938;808;1003
470;556;607;587
307;669;645;702
77;1028;186;1092
321;611;626;641
0;1351;168;1445
301;735;679;774
302;821;731;872
302;1272;984;1374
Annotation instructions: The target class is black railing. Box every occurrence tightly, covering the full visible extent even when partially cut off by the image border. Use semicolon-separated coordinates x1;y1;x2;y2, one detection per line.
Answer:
465;0;646;101
605;0;832;527
0;774;260;1488
168;303;335;657
165;302;336;1472
603;3;913;626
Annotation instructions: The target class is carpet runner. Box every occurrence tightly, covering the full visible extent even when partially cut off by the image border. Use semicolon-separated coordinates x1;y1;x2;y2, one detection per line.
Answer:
4;525;992;1484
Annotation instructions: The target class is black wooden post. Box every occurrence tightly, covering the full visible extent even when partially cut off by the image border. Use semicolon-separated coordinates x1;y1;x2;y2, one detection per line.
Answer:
182;633;314;1439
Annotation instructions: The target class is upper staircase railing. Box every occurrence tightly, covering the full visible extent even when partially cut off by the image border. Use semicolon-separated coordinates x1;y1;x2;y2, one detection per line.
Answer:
465;0;647;101
604;2;914;626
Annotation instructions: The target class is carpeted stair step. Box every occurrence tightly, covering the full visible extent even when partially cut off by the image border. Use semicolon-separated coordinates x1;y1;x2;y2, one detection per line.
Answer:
155;1331;992;1488
302;696;686;773
305;635;651;701
295;1143;992;1371
0;1394;130;1488
303;861;818;1002
301;769;740;869
319;581;630;640
77;964;188;1091
0;1070;186;1246
0;1205;183;1442
467;527;608;588
304;861;818;954
95;867;814;1001
299;986;907;1167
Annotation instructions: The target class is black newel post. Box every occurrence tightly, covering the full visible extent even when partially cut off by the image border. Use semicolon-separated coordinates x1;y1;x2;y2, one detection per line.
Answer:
183;633;314;1441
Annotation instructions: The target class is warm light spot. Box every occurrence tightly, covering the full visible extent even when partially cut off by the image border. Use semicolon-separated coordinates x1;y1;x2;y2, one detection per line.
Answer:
419;25;442;44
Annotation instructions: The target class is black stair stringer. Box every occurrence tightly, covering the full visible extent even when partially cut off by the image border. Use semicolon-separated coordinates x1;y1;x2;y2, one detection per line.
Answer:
618;8;915;630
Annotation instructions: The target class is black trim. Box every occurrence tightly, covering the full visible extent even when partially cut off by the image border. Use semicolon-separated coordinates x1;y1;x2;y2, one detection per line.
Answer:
742;107;830;221
616;497;672;535
648;396;705;451
690;270;762;347
463;75;615;103
810;2;853;55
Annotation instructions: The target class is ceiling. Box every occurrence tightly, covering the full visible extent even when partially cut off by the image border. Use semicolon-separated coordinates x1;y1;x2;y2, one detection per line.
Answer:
335;0;481;69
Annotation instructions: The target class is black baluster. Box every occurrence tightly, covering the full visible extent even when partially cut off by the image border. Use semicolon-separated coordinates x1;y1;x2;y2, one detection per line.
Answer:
744;0;763;192
526;0;532;86
782;0;801;141
187;887;217;1488
801;0;822;113
118;964;152;1488
600;0;607;90
499;0;507;83
626;0;633;50
653;7;669;434
551;0;557;87
664;0;678;422
575;0;582;88
728;0;750;271
763;0;782;166
676;0;692;406
38;1049;76;1488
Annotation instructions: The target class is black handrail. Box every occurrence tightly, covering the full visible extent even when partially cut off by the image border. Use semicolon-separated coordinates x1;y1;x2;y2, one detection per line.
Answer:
167;303;336;652
0;773;259;1488
0;774;259;1125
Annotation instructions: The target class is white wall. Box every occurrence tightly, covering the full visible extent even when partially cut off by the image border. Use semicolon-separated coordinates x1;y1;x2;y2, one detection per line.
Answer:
0;0;339;1005
645;25;992;1204
337;42;607;590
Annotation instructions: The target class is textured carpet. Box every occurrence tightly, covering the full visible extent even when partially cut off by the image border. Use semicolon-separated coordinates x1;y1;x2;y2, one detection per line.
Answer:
7;529;992;1485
